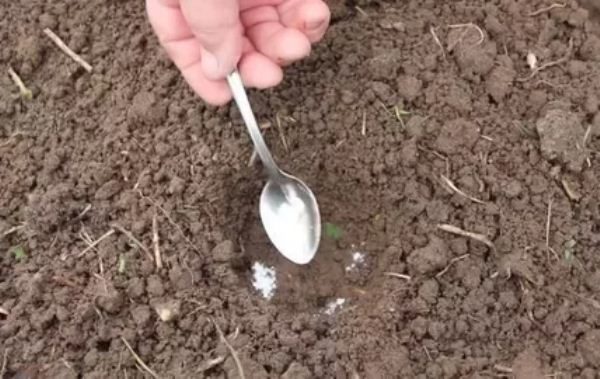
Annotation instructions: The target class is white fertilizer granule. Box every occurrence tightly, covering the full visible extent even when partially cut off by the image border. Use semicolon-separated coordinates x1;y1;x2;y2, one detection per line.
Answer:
251;262;277;300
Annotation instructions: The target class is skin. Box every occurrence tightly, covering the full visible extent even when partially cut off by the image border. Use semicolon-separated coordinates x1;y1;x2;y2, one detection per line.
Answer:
146;0;331;105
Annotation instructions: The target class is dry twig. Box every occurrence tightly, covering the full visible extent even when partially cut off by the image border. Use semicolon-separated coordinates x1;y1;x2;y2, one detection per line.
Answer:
152;213;162;270
355;6;369;17
1;349;7;379
213;320;245;379
138;191;201;255
423;345;432;361
494;364;513;373
545;197;559;261
561;180;580;201
566;290;600;310
121;337;159;379
436;254;470;278
76;229;115;258
7;66;32;100
1;224;25;239
440;175;486;204
43;28;92;72
111;223;153;262
447;23;486;50
437;224;494;248
517;38;573;81
528;3;566;16
197;356;226;373
275;114;289;152
384;272;411;281
430;26;446;60
583;125;592;148
361;110;367;136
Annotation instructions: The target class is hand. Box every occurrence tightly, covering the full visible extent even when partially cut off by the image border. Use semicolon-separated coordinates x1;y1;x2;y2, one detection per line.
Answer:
146;0;330;105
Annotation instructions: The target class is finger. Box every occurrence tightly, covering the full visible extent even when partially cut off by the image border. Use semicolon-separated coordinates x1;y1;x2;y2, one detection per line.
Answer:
244;19;311;65
278;0;330;43
181;61;233;106
239;52;284;89
240;0;282;10
180;0;243;79
146;0;232;105
146;0;193;44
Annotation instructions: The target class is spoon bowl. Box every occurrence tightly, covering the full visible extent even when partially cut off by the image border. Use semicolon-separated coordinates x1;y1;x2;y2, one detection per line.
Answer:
227;70;321;264
260;172;321;264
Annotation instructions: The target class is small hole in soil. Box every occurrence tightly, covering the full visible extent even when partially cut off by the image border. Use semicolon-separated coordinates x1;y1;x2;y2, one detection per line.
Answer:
315;296;328;308
96;340;111;352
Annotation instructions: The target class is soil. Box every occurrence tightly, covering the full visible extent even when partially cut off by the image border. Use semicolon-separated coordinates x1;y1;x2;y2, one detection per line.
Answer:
2;0;600;378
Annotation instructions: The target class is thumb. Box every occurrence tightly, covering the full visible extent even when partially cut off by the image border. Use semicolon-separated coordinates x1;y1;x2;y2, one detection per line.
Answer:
180;0;242;80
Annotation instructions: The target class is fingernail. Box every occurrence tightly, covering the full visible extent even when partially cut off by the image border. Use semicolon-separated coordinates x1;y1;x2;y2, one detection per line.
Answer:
305;19;324;31
201;49;221;80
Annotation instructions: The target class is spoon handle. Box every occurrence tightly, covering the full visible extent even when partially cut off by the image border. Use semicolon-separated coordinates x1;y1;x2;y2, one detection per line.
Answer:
227;70;280;178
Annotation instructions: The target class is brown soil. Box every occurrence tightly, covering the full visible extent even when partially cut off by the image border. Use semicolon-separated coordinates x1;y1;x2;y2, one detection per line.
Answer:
2;0;600;378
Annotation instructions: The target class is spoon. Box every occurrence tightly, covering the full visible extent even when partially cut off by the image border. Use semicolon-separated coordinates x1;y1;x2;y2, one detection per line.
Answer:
226;70;321;265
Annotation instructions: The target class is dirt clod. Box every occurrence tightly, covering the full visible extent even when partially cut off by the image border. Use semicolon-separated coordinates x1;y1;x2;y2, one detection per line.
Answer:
282;362;312;379
435;118;480;154
96;291;124;314
579;329;600;368
212;240;235;263
512;348;545;379
536;108;588;172
407;236;450;275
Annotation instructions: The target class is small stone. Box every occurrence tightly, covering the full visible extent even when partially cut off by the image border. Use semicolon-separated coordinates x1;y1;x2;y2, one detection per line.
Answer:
146;275;165;297
340;89;357;105
83;350;99;368
131;305;152;327
400;138;418;167
512;348;545;379
94;179;122;200
154;300;181;322
129;91;167;125
567;60;587;77
503;179;523;198
269;351;292;374
584;94;599;115
448;28;496;76
486;59;516;103
580;34;600;61
406;115;427;138
126;277;145;299
367;52;402;80
212;240;235;262
568;8;589;28
407;236;450;275
435;118;480;154
168;176;186;195
370;81;397;104
16;36;45;72
579;330;600;368
585;271;600;292
39;13;58;29
536;109;587;172
168;265;193;291
96;291;124;314
592;112;600;137
397;75;422;102
282;362;312;379
418;279;439;304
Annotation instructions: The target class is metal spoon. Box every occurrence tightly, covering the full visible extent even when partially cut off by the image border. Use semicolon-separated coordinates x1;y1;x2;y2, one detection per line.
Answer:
226;70;321;265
